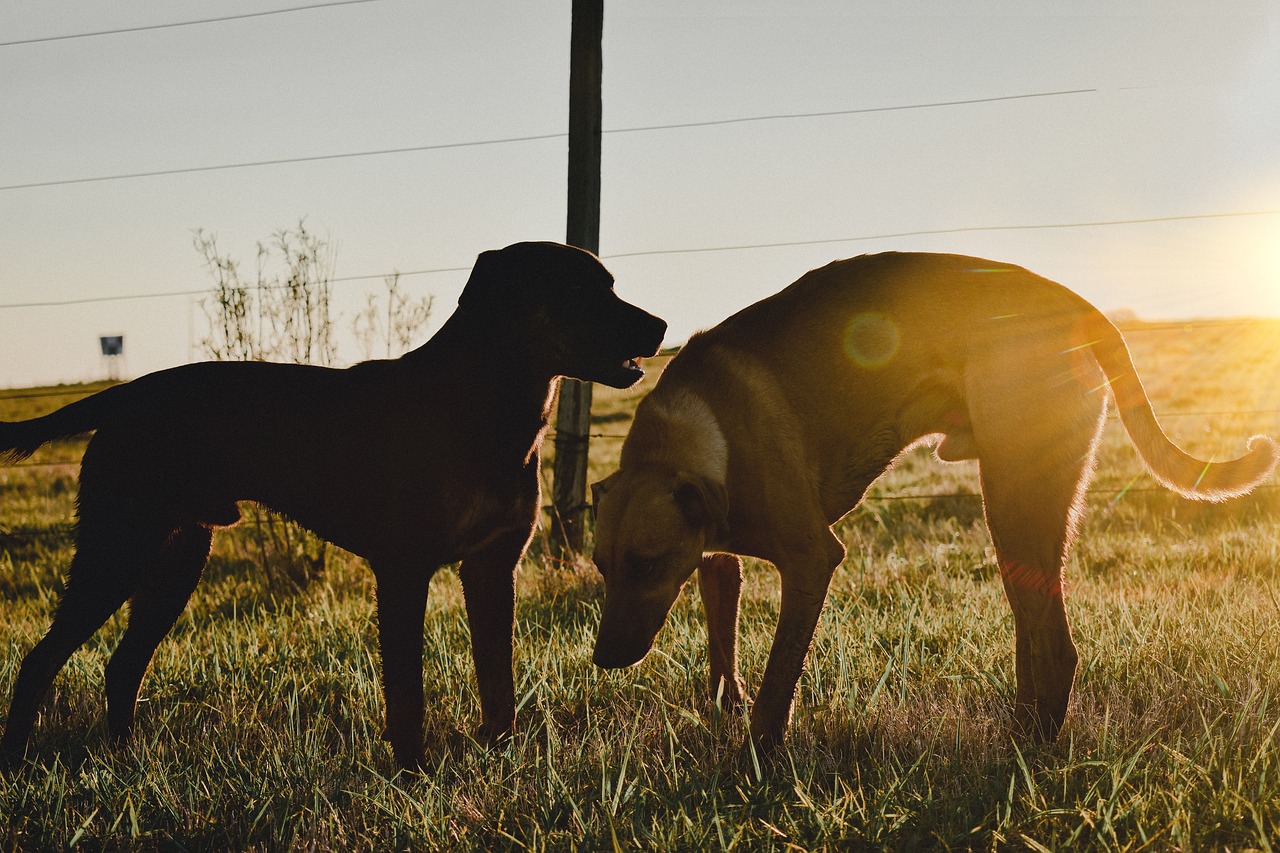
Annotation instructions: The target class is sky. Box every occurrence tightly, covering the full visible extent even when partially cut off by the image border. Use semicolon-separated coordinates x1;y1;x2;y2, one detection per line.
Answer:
2;0;1278;388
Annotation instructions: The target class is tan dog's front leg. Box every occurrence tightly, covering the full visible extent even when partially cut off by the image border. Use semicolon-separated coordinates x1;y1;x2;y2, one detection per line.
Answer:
458;530;530;744
748;541;842;750
697;553;746;709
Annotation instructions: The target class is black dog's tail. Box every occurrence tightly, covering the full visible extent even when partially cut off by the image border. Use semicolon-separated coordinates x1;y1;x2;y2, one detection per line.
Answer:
0;388;125;463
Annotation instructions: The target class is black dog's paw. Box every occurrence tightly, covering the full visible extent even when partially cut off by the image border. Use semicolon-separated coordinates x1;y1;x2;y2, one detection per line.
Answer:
0;744;32;777
474;719;515;748
389;750;428;776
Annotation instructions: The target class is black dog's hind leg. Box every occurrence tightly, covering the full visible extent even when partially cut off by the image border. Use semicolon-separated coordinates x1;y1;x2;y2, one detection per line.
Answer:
104;524;212;742
2;511;173;761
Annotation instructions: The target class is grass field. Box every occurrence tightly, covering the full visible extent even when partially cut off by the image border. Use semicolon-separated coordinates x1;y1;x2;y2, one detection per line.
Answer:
2;320;1279;850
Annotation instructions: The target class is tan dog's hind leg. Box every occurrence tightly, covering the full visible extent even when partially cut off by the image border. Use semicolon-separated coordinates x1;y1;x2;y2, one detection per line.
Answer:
697;553;746;709
993;547;1078;740
748;530;846;750
970;347;1105;742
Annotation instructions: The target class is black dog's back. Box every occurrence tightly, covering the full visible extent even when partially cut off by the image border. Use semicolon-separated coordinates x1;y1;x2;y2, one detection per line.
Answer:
1;360;337;459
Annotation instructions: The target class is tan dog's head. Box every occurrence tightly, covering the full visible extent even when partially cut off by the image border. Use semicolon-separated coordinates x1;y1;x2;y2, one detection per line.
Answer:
590;466;727;668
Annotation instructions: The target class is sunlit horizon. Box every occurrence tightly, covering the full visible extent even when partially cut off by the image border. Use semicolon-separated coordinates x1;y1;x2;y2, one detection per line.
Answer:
2;1;1278;388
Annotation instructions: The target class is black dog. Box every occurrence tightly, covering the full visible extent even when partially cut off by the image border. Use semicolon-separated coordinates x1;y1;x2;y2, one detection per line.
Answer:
0;241;666;770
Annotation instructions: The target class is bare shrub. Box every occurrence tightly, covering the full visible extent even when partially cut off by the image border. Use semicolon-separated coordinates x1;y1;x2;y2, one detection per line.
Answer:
194;222;338;592
352;273;434;360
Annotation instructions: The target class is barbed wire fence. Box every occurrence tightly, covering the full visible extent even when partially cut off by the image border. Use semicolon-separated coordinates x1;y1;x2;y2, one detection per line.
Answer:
4;407;1278;552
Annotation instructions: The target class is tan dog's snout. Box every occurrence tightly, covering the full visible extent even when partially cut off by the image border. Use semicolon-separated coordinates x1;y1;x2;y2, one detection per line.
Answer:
591;466;715;674
592;586;675;669
591;627;648;669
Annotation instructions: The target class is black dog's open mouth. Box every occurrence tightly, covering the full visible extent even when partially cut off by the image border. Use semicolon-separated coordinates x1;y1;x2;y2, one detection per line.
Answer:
616;355;647;385
573;353;651;389
595;354;646;388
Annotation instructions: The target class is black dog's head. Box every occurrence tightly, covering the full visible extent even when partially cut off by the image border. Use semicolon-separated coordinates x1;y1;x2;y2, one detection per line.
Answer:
459;242;667;388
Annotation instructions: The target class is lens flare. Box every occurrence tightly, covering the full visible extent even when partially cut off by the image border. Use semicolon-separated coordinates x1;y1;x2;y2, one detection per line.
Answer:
843;312;900;369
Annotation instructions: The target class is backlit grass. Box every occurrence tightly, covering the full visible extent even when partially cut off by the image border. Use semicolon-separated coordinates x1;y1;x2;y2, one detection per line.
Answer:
1;320;1278;849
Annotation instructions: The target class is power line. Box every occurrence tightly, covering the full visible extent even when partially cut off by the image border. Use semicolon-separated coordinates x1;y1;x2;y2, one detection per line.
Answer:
604;210;1280;259
2;207;1278;311
0;135;567;193
0;288;209;310
0;89;1092;193
607;89;1096;134
0;265;473;310
0;0;386;48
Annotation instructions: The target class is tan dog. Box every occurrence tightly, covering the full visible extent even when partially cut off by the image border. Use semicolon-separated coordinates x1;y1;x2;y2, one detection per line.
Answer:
591;251;1277;750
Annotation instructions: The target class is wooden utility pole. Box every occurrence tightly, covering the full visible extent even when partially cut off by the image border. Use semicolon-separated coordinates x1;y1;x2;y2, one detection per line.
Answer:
551;0;603;554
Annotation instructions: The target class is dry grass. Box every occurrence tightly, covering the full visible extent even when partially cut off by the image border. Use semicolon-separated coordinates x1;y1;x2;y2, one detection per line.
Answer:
1;320;1279;849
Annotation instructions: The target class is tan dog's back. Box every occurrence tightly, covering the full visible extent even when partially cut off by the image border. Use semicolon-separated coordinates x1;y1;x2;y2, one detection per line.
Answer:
645;252;1273;524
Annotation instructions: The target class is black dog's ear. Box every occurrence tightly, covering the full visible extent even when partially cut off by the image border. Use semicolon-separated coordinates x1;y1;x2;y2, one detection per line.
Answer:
673;472;729;536
459;242;611;313
457;248;508;312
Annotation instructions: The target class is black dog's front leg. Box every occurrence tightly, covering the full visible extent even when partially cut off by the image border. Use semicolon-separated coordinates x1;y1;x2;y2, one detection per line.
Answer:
458;529;530;743
373;566;432;771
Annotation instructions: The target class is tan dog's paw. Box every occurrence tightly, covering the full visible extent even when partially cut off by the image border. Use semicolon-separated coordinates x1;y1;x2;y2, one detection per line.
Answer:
734;732;787;779
709;674;747;712
1012;701;1065;745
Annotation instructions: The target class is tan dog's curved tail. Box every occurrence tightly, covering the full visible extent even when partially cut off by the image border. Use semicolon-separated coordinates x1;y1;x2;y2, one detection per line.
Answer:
1086;311;1279;501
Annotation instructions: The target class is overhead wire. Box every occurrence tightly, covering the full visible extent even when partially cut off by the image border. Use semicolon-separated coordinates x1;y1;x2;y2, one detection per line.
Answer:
0;265;475;310
0;31;1273;360
0;89;1094;193
0;134;568;193
604;210;1280;259
0;0;387;48
2;208;1279;311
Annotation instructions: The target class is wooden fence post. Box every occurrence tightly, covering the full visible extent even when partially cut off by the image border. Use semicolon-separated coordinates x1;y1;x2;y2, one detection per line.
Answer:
551;0;603;554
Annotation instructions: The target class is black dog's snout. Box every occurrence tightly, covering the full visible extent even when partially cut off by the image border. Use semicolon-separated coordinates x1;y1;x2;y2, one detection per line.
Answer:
634;309;667;354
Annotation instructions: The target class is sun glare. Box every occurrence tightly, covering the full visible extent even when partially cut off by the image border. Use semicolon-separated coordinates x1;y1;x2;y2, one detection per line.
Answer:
1262;233;1280;317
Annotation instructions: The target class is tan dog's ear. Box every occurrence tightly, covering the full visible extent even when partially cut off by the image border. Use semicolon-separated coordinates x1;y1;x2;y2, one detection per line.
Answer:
591;473;619;510
673;472;729;536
